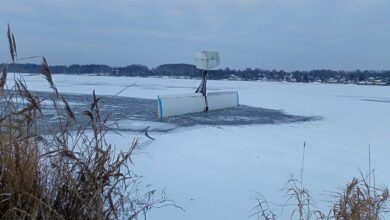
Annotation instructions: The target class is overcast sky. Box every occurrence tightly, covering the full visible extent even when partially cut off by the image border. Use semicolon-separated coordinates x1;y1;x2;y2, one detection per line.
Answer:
1;0;389;70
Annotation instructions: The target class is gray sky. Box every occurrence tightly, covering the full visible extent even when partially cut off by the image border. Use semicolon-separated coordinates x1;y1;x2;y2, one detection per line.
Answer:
1;0;389;70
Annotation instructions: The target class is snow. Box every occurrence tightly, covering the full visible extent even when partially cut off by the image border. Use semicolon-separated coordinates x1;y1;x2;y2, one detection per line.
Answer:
110;119;177;131
7;73;390;219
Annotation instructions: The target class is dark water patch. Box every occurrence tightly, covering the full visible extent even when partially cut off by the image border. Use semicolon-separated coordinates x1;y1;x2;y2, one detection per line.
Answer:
159;105;315;127
27;91;319;132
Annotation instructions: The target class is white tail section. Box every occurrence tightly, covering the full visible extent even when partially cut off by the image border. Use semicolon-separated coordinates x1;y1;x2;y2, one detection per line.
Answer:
157;91;239;118
207;91;239;110
195;51;220;70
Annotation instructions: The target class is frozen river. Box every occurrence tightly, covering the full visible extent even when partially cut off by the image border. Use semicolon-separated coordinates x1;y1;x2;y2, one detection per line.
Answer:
6;73;390;220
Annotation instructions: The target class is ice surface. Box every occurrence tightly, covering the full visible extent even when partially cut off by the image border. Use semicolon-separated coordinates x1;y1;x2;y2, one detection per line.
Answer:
6;73;390;219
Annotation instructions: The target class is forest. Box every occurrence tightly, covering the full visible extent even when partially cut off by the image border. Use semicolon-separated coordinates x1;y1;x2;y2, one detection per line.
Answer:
4;63;390;85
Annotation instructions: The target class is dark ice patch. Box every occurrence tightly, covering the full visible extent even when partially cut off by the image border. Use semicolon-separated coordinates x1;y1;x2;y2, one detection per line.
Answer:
32;91;318;132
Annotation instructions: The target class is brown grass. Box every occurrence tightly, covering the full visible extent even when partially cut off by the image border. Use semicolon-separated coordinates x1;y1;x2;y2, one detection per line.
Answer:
1;25;176;219
253;175;389;220
253;160;389;220
0;65;7;93
7;24;17;64
332;176;389;220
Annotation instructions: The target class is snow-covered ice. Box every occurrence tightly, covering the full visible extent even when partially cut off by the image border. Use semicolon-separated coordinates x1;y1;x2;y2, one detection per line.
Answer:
7;73;390;219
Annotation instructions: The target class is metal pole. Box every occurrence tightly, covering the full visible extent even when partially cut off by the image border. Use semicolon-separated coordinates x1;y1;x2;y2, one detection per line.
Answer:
195;70;209;112
203;70;208;112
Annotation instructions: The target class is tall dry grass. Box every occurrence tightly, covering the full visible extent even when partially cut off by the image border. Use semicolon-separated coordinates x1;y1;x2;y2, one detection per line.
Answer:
331;176;389;220
252;144;389;220
1;25;175;219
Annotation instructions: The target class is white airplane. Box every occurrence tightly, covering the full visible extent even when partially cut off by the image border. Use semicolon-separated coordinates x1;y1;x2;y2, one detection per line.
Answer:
157;51;239;118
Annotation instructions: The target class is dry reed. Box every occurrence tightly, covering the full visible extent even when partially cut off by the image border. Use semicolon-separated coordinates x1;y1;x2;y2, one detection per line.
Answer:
252;145;389;220
1;24;176;220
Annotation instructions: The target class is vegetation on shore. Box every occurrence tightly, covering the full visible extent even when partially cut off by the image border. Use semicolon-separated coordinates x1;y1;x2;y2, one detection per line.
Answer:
5;63;390;85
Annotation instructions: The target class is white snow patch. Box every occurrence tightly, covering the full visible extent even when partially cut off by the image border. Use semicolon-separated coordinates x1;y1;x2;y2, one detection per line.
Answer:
7;73;390;219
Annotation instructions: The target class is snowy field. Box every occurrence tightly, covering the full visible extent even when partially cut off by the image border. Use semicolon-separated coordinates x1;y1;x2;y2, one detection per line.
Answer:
7;73;390;219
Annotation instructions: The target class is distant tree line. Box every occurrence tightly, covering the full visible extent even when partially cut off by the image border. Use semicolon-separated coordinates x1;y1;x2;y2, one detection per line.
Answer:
4;63;390;85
